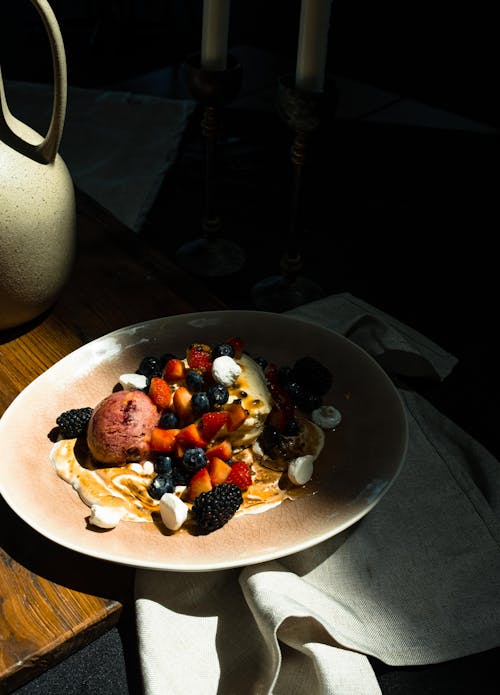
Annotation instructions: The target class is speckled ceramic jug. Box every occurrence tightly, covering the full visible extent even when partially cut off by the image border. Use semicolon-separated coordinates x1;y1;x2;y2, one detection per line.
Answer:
0;0;76;331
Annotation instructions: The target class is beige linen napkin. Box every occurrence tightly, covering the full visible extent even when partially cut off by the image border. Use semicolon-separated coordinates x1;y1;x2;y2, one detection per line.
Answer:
4;80;195;232
135;293;500;695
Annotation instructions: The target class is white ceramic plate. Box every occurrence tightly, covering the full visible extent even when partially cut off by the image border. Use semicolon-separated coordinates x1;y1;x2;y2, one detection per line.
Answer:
0;310;408;571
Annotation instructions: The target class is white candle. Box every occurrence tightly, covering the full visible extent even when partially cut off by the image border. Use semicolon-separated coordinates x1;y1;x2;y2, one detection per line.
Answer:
201;0;231;70
295;0;333;92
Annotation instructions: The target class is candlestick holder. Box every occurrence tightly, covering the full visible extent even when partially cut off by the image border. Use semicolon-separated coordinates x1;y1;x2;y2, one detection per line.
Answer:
251;74;337;312
175;52;246;277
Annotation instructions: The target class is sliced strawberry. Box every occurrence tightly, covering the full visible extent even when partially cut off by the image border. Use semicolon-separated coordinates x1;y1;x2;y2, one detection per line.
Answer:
163;358;185;382
207;456;232;485
175;423;207;450
172;386;192;421
224;402;248;432
200;411;228;441
226;336;243;358
150;427;181;452
186;343;212;373
186;467;212;500
226;460;252;490
205;439;232;461
148;377;172;409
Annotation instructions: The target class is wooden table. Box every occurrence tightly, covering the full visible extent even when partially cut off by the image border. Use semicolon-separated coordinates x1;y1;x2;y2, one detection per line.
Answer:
0;189;224;693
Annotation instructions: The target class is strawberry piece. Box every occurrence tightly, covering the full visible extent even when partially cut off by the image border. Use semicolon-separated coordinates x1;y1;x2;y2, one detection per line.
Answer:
172;386;192;421
226;460;252;490
200;411;228;441
186;467;212;500
267;405;288;432
272;383;295;418
226;336;243;358
264;362;280;388
205;439;232;461
148;377;172;409
207;456;232;485
150;428;181;452
163;358;185;381
224;402;248;432
186;343;212;373
175;423;207;450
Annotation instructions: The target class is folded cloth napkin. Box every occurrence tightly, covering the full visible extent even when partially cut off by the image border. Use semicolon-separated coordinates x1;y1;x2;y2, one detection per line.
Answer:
4;80;195;232
135;292;500;694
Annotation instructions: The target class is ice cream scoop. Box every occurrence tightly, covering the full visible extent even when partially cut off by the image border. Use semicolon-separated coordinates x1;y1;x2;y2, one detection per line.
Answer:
87;389;160;465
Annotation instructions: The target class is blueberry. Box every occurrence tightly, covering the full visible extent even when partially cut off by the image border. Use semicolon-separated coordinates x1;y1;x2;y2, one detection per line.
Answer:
172;466;189;486
185;369;205;392
207;384;229;407
155;455;173;475
254;356;267;369
284;380;304;405
159;410;179;429
149;474;174;499
212;342;235;359
260;425;284;455
191;391;211;416
182;447;207;473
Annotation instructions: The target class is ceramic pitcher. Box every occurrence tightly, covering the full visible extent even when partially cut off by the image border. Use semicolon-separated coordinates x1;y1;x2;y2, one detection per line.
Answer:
0;0;76;331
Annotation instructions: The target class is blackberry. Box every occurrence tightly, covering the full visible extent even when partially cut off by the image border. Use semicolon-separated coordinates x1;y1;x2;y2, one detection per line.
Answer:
137;356;163;379
212;342;235;359
56;407;93;438
283;380;305;405
191;483;243;534
292;356;332;396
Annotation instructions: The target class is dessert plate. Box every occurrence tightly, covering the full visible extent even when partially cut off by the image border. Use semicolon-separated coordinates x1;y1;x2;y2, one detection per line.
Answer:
0;310;408;571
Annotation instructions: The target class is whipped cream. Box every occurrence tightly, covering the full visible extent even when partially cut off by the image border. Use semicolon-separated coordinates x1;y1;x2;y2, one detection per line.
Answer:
159;493;189;531
312;405;342;429
119;373;148;390
287;455;314;486
89;503;126;529
212;355;242;386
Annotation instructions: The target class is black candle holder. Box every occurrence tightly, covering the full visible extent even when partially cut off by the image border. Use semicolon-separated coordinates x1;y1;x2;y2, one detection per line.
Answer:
175;52;246;278
251;74;337;311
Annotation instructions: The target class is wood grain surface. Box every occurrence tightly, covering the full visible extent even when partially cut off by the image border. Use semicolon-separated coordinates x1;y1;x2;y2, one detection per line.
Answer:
0;188;224;692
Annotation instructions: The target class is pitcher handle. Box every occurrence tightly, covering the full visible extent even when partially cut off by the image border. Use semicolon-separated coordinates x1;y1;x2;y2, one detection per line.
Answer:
0;0;67;164
32;0;67;164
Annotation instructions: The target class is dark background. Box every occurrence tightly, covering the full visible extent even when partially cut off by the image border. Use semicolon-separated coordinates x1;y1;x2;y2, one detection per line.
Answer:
1;0;497;127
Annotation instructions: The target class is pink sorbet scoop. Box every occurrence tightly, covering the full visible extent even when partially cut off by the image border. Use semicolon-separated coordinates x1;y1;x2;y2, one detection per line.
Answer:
87;389;160;465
